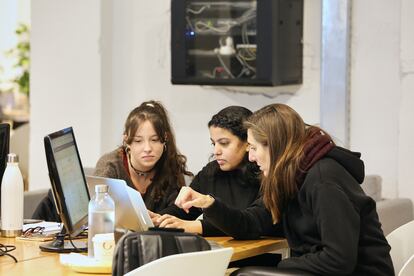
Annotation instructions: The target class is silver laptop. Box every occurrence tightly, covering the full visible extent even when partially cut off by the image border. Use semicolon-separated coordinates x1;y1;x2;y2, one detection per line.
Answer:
86;176;154;232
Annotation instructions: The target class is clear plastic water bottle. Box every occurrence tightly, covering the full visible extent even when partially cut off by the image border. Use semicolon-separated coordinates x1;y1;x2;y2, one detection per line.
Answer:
88;184;115;257
1;153;24;237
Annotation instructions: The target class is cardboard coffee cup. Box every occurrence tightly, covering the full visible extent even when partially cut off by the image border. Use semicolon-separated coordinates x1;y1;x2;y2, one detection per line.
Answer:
92;233;115;263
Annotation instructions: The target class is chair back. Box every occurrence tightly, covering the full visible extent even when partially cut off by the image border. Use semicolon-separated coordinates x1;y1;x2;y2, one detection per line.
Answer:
399;254;414;276
124;247;233;276
386;220;414;274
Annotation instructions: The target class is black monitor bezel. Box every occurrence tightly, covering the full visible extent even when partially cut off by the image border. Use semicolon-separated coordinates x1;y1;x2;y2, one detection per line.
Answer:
0;123;10;179
0;123;10;215
44;126;90;237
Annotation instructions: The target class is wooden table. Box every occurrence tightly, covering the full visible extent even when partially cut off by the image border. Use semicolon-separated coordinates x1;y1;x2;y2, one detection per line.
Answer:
0;236;288;275
207;236;289;262
0;237;96;276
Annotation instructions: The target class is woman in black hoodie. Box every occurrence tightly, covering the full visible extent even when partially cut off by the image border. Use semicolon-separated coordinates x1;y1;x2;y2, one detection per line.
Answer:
174;103;394;276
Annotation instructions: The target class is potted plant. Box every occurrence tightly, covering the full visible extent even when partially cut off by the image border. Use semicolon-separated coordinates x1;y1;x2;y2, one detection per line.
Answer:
0;23;30;124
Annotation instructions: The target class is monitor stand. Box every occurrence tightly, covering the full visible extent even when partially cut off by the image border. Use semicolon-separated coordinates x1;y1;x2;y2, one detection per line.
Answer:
39;229;87;253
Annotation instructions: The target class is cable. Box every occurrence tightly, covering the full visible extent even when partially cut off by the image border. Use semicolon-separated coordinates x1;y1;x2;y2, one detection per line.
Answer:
191;6;257;34
188;2;255;9
68;236;82;252
185;16;195;31
0;243;18;263
236;67;251;78
186;5;207;15
65;231;87;253
215;53;235;78
241;23;256;59
195;20;232;33
235;53;256;72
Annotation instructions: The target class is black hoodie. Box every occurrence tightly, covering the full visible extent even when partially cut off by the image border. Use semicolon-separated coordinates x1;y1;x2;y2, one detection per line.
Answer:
204;147;394;275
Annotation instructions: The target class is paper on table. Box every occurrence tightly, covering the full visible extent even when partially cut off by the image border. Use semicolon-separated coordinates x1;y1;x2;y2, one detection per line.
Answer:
23;221;62;233
16;221;63;241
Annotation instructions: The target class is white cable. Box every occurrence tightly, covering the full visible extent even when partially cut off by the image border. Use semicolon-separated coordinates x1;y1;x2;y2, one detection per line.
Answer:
189;2;255;9
186;5;207;15
236;53;256;72
241;24;256;59
192;7;256;34
185;16;194;30
195;21;232;33
215;52;235;78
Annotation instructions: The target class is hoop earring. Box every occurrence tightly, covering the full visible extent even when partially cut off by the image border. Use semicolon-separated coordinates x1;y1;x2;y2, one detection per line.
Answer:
124;143;130;153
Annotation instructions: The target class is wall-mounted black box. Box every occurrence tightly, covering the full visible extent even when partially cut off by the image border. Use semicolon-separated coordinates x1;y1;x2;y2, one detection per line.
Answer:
171;0;303;86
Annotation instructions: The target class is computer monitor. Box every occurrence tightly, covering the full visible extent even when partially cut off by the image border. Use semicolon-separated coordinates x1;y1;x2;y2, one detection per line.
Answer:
0;123;10;217
40;127;90;253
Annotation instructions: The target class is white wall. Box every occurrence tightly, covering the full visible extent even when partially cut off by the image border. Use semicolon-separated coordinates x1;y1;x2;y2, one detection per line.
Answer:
30;0;102;190
350;0;414;199
350;0;402;197
29;0;414;203
0;0;18;85
398;0;414;200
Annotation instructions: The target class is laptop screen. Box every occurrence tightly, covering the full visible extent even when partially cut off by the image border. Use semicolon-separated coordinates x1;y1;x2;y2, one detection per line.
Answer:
86;176;154;232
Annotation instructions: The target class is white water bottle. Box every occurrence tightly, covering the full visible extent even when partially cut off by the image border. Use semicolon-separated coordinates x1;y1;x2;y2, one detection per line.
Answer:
1;153;24;237
88;184;115;258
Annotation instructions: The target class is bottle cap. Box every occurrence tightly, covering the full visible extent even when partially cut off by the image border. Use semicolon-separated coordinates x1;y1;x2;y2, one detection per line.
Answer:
95;184;109;193
7;153;19;163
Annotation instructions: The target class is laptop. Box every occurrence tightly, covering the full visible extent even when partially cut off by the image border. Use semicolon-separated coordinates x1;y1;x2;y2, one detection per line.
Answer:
86;176;154;232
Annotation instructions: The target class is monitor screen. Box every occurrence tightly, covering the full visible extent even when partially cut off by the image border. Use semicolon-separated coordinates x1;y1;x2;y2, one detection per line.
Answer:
44;127;90;237
0;123;10;216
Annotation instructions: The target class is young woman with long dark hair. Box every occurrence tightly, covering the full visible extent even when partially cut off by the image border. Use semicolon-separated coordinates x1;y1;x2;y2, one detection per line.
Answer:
94;100;192;212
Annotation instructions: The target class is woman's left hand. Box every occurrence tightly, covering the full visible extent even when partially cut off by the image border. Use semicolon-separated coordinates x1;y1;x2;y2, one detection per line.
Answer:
148;210;161;226
157;214;202;234
175;186;214;213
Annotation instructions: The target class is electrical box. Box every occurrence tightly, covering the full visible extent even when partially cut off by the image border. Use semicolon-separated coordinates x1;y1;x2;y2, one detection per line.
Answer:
171;0;303;86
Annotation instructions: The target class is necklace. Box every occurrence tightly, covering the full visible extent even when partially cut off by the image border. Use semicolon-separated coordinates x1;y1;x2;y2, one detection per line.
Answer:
127;151;154;177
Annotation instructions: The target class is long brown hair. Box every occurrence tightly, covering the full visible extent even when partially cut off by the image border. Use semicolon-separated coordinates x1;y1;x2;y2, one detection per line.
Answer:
123;100;192;201
245;104;311;222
